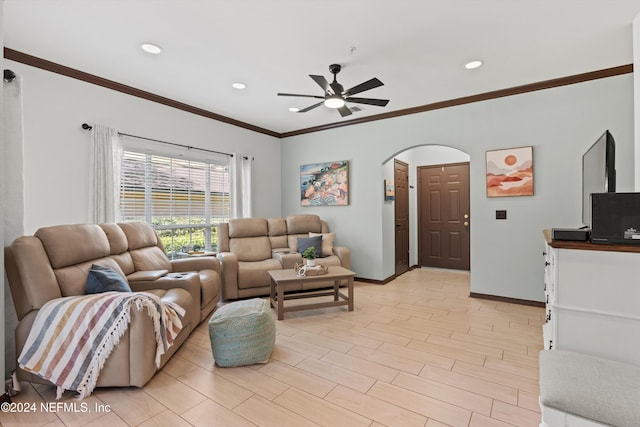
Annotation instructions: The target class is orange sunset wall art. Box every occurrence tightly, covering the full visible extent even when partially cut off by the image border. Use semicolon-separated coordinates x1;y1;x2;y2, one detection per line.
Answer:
486;146;534;197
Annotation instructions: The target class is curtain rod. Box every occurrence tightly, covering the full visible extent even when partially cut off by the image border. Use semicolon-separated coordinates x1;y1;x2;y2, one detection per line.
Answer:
81;123;234;158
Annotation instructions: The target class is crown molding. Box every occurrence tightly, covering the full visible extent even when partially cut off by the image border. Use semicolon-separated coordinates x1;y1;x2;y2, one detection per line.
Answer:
5;48;632;139
3;48;280;138
280;64;633;138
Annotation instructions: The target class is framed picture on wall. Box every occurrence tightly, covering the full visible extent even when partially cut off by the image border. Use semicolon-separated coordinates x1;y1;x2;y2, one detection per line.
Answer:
384;179;395;201
486;146;534;197
300;160;349;206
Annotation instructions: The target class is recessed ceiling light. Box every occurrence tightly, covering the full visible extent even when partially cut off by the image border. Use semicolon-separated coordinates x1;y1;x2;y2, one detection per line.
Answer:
232;82;247;90
140;43;162;54
465;60;483;70
289;107;300;113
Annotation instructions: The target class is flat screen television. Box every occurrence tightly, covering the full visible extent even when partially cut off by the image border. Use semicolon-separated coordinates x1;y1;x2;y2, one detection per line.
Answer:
582;130;616;228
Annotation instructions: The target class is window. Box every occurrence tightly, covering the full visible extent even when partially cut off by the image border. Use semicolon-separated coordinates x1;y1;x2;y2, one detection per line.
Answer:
120;149;230;258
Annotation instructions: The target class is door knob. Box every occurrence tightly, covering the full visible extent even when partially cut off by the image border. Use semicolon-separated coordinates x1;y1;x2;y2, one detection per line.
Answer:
464;214;469;219
464;221;469;227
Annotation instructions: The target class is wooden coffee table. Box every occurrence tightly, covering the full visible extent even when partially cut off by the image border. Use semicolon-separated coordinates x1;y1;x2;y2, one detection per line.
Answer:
268;266;355;320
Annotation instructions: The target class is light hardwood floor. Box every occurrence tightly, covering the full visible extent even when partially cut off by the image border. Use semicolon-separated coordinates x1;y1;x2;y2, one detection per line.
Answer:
1;268;544;427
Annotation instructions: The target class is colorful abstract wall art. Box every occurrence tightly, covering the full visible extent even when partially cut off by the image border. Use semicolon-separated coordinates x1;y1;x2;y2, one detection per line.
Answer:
486;146;534;197
300;160;349;206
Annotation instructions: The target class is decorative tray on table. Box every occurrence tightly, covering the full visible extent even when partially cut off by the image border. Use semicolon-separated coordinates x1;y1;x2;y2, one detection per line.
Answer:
294;263;328;277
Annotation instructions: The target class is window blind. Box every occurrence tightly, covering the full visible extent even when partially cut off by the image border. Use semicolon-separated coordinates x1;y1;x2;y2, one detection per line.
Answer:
120;150;230;258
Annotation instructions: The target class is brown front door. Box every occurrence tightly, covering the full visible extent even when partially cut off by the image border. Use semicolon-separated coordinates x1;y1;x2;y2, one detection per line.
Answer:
394;159;409;276
418;162;470;270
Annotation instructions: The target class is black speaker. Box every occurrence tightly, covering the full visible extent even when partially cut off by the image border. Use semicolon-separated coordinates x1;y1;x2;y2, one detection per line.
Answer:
552;228;590;241
590;192;640;244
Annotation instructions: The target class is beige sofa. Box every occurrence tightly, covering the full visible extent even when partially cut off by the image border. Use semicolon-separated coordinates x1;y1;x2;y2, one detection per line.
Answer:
217;214;350;300
4;222;221;388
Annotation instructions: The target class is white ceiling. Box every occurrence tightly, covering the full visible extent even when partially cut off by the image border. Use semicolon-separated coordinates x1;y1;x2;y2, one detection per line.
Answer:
5;0;640;135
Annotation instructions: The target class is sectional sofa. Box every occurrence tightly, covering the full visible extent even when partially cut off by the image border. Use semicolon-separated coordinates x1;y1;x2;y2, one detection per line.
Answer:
4;222;220;388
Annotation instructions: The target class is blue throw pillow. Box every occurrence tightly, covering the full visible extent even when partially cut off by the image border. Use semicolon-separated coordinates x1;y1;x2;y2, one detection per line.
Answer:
297;235;323;258
86;264;132;294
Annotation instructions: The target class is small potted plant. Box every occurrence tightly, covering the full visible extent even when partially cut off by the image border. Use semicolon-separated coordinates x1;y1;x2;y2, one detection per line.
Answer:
302;246;316;267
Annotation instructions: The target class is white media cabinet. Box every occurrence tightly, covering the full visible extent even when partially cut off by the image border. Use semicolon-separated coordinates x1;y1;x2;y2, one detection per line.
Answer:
540;231;640;427
542;230;640;366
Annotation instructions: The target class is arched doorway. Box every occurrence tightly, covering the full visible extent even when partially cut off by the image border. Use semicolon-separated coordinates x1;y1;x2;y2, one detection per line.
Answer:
383;145;471;275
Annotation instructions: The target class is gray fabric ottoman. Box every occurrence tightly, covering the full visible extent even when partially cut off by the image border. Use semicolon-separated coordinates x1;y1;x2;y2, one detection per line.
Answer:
208;298;275;367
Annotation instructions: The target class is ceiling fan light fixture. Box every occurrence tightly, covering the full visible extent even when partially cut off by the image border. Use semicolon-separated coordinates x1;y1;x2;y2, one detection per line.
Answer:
289;107;300;112
232;82;247;90
324;96;345;109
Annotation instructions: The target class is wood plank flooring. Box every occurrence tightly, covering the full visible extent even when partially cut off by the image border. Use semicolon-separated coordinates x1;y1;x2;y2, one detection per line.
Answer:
1;268;544;427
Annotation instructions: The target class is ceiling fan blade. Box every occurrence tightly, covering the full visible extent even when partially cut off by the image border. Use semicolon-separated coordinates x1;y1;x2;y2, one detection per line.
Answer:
309;75;332;94
337;105;353;117
298;101;324;113
345;97;389;107
277;93;324;99
344;77;384;97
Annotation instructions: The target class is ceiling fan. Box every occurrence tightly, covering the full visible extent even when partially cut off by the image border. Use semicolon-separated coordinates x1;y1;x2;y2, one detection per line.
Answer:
277;64;389;117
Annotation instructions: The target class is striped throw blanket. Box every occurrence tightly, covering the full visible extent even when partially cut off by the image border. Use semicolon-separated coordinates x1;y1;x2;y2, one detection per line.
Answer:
18;291;185;399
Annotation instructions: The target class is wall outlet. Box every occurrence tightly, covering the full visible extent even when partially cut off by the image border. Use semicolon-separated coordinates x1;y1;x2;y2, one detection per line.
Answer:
496;210;507;220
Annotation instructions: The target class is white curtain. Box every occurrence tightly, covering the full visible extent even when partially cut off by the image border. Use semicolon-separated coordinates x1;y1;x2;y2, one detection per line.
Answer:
3;72;25;244
3;69;25;381
89;125;122;223
230;153;254;218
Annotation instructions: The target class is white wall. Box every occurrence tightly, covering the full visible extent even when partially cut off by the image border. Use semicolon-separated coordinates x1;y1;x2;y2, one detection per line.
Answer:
5;60;282;233
281;74;634;302
634;13;640;191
